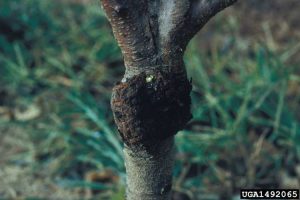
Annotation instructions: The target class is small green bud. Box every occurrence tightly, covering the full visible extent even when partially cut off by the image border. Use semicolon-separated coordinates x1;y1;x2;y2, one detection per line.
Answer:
146;75;155;83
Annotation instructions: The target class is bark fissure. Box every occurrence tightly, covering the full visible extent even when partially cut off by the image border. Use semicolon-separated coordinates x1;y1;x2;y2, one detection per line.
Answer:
100;0;238;199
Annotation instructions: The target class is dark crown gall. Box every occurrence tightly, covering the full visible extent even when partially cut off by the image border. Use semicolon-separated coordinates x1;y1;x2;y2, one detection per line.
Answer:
111;67;192;148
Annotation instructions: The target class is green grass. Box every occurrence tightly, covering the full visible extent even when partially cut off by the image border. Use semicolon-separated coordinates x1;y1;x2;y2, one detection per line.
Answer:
0;0;299;199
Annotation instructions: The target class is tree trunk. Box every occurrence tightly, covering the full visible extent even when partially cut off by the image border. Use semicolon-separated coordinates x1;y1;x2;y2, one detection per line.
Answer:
124;138;174;199
100;0;238;199
111;61;192;199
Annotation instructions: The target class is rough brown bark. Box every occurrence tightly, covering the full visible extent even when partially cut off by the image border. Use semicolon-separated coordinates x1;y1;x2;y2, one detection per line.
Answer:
100;0;237;199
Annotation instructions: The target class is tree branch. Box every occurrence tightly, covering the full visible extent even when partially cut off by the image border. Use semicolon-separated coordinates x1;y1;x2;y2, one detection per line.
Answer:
101;0;159;72
191;0;237;26
157;0;190;63
168;0;238;51
101;0;237;73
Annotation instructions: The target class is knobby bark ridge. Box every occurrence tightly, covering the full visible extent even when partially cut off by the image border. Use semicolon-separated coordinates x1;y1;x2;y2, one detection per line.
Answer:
100;0;237;199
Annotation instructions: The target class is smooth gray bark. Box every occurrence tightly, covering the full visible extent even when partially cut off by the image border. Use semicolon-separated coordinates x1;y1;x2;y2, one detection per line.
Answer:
124;137;174;200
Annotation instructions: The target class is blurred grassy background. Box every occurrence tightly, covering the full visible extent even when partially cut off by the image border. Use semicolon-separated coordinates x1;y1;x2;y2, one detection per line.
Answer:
0;0;299;199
